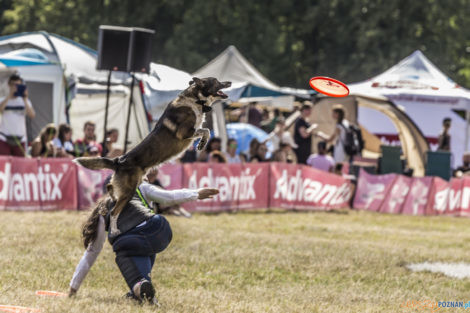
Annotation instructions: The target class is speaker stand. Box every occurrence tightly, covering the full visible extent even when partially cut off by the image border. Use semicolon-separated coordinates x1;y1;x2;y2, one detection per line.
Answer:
102;70;112;156
124;73;135;153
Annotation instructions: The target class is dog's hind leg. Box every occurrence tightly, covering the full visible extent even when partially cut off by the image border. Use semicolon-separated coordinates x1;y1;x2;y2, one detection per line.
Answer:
195;128;210;151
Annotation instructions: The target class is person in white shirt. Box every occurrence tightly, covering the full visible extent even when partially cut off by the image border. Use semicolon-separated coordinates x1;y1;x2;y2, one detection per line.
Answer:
0;74;35;156
225;138;241;163
69;172;218;303
316;104;349;163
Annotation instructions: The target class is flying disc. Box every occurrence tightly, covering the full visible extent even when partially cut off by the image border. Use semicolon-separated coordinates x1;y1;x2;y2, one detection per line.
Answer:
0;305;41;313
309;76;349;97
35;290;67;297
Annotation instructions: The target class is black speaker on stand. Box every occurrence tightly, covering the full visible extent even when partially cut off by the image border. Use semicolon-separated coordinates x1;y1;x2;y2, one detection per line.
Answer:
96;25;154;154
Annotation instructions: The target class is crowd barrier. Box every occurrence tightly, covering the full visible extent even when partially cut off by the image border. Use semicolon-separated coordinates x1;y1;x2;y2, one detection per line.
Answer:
0;157;352;212
354;168;470;216
2;156;468;215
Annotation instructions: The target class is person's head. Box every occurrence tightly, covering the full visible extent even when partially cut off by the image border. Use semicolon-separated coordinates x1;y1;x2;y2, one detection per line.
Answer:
239;153;247;163
333;163;343;175
106;128;119;143
8;74;22;92
262;108;269;120
256;143;268;160
273;146;288;162
227;138;238;155
209;150;227;163
249;138;260;155
443;117;451;130
332;104;345;123
206;137;222;152
317;141;327;155
274;108;281;117
300;101;312;117
463;152;470;167
58;123;72;143
146;167;159;183
40;123;57;145
83;121;96;141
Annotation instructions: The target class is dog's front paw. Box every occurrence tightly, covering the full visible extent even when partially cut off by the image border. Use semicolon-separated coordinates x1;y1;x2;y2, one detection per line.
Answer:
110;228;121;237
109;215;121;237
197;138;207;151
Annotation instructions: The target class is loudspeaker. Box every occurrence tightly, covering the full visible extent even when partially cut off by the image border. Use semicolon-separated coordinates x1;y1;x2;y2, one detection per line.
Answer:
97;25;132;71
127;28;154;73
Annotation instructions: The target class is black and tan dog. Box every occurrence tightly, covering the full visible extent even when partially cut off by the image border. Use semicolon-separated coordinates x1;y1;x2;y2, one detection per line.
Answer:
75;77;231;235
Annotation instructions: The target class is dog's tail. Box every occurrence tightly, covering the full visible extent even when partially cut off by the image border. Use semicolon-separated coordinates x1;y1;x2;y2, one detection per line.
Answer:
74;157;118;171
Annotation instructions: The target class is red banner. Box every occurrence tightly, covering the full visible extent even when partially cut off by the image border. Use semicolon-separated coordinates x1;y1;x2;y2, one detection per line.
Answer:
0;157;78;211
459;177;470;217
76;166;112;210
401;177;433;216
379;175;412;214
269;163;352;210
353;169;397;211
158;163;183;190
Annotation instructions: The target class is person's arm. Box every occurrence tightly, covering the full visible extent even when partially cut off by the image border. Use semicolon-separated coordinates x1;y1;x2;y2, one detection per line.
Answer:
30;140;41;157
317;127;340;143
140;182;218;206
23;90;35;119
69;216;106;296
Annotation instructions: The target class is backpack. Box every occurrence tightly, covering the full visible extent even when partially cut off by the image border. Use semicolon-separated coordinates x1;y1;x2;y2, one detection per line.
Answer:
339;123;364;157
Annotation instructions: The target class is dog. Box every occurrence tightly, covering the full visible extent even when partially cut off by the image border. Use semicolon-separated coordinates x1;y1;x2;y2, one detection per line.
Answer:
75;77;231;235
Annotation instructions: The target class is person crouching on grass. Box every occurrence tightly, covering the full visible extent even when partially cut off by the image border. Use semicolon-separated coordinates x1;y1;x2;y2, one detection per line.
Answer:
69;169;218;304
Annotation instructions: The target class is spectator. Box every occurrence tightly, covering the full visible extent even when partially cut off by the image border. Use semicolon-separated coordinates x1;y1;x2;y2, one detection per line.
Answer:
225;138;241;163
316;104;350;163
87;145;100;157
31;123;57;157
261;108;282;133
454;152;470;177
208;150;227;163
53;123;74;157
197;137;221;162
180;145;197;163
74;121;102;157
281;132;298;164
272;143;289;163
0;74;36;156
239;153;248;163
251;142;268;163
307;141;335;172
437;117;451;151
248;138;260;161
247;102;262;127
293;101;315;164
333;163;343;176
102;128;123;157
269;118;286;151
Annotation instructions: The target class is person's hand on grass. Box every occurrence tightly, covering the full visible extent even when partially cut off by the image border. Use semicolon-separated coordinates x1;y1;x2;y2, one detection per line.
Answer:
198;188;219;200
68;287;77;297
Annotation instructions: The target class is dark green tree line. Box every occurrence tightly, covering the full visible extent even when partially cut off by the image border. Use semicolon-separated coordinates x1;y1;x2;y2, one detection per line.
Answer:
1;0;469;88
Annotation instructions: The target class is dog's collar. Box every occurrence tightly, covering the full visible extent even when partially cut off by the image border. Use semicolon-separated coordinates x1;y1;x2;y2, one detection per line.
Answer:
196;99;212;113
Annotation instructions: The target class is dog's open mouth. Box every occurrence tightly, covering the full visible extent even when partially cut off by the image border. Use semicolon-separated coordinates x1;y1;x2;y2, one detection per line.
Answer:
217;90;228;98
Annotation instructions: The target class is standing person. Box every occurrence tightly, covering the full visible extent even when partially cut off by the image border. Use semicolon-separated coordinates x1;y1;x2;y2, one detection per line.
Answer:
316;104;350;164
69;177;219;303
307;141;335;172
74;121;102;157
0;74;35;156
225;138;241;163
53;123;74;157
247;102;262;128
293;102;315;164
437;117;451;151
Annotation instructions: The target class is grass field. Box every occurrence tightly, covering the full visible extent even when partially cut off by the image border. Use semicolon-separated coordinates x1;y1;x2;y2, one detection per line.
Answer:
1;210;470;313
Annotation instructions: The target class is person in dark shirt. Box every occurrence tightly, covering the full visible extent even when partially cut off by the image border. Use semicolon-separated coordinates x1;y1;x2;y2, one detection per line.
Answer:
438;117;451;151
293;102;315;164
247;102;262;127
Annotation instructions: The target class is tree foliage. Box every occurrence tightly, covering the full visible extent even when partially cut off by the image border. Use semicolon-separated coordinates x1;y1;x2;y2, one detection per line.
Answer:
1;0;470;88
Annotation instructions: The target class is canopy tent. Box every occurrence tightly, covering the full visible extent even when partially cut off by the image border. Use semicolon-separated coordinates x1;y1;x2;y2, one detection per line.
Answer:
349;50;470;166
193;45;312;110
0;31;150;148
312;95;429;176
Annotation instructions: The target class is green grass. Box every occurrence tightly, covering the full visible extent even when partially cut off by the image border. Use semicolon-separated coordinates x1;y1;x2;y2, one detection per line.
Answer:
1;210;470;312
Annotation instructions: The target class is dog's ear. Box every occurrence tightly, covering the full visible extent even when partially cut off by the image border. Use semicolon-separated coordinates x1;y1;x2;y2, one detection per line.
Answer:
191;77;203;87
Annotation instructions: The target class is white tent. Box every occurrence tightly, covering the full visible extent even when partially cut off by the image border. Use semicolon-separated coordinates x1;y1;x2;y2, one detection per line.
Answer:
349;50;470;166
193;45;311;110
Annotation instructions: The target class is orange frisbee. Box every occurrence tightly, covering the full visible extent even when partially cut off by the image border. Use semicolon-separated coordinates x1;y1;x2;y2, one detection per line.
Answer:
309;76;349;97
35;290;67;298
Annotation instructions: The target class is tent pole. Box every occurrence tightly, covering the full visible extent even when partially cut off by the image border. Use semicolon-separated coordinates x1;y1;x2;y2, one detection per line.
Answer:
124;73;135;153
102;70;112;156
466;109;470;152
